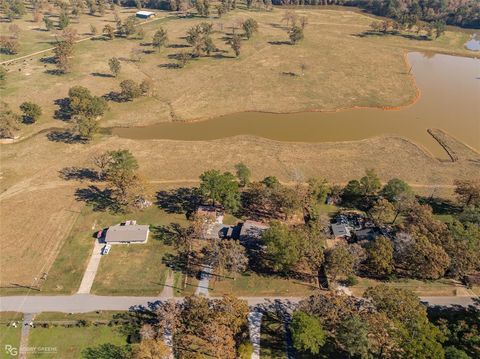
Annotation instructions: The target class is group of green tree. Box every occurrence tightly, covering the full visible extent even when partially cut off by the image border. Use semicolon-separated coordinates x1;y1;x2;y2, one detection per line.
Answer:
88;295;253;359
271;0;480;28
369;17;446;39
292;285;478;358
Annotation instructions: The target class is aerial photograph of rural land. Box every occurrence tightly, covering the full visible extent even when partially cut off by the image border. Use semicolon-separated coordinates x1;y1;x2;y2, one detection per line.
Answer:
0;0;479;358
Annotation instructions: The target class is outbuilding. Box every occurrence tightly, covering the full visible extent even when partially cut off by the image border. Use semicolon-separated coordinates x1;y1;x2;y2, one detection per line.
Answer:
136;11;155;19
104;221;149;244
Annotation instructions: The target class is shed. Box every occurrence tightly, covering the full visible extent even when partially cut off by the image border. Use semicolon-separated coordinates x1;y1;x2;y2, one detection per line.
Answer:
105;222;149;243
136;11;155;19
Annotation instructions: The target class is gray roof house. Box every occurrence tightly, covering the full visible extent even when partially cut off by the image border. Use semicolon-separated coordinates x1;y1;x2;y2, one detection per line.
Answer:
239;220;269;242
331;223;351;239
105;222;150;243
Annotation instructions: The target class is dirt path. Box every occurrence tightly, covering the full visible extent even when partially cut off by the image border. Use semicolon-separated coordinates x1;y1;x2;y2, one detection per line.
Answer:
159;270;174;298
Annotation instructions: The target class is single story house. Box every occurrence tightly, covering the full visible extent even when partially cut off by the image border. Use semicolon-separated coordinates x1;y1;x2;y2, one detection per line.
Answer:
331;223;351;239
104;221;149;244
195;205;225;224
239;220;269;242
136;11;155;19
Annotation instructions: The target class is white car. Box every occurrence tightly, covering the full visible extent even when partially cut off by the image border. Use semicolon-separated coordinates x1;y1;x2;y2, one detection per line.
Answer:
102;244;111;255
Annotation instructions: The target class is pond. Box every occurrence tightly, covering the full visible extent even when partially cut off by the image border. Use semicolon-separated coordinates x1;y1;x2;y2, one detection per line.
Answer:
112;52;480;158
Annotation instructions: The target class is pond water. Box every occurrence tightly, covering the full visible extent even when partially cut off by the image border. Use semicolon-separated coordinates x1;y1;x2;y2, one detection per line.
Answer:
465;33;480;51
112;52;480;158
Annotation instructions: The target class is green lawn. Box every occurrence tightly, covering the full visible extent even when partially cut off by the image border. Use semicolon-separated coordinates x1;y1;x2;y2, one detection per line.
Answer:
209;271;317;297
350;277;460;297
42;205;188;295
260;312;287;359
27;325;127;359
0;326;21;356
34;311;123;323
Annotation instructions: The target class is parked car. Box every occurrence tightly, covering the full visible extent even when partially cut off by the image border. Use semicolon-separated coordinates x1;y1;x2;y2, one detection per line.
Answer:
102;244;111;255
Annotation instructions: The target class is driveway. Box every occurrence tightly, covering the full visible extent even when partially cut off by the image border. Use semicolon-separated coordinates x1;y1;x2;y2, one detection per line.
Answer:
77;240;104;294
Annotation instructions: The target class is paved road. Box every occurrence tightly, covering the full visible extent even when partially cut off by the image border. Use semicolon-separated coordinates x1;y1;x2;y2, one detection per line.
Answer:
0;295;475;314
77;240;103;294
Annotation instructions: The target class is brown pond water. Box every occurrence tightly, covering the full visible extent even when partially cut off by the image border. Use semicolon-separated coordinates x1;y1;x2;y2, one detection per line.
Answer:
112;52;480;158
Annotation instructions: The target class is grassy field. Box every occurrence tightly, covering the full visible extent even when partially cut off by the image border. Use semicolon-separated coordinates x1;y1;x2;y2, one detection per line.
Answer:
34;311;123;322
1;7;473;137
210;271;317;297
350;277;463;297
1;6;478;290
27;325;127;358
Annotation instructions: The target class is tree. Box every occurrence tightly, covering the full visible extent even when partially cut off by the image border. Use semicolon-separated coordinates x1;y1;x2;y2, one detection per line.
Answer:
290;311;326;355
82;343;131;359
152;27;168;51
400;234;450;280
199;170;240;212
228;34;241;57
58;11;70;30
325;245;355;281
90;24;98;36
433;20;446;38
235;162;251;187
365;236;394;276
216;240;248;278
177;51;190;68
100;149;143;206
53;40;74;73
0;102;20;139
108;57;121;77
103;24;115;40
19;102;42;124
360;168;381;196
261;176;279;188
336;315;370;358
445;347;470;359
242;18;258;39
73;115;98;141
369;198;396;225
68;86;108;118
0;37;20;55
454;179;480;207
122;16;138;38
120;80;142;101
364;285;446;358
381;178;412;202
140;79;153;96
132;339;170;359
44;17;54;31
261;222;302;273
289;25;304;44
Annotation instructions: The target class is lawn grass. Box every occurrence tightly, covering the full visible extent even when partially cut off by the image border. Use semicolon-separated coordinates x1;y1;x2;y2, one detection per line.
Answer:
34;311;123;322
209;271;317;297
41;205;187;295
0;326;21;355
350;277;461;297
260;312;287;359
27;325;127;358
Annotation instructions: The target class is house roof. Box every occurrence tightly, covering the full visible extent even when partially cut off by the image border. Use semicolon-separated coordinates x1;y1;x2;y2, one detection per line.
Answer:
105;223;149;243
136;11;155;16
239;220;269;240
331;223;351;238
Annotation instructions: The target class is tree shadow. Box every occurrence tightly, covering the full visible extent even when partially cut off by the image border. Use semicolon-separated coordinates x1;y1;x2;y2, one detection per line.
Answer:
53;97;71;120
91;72;113;78
268;40;291;45
155;187;201;215
269;22;288;30
103;91;125;103
418;196;462;215
39;56;56;64
58;166;101;182
45;69;65;76
74;185;121;212
47;130;86;144
158;63;180;69
168;43;190;49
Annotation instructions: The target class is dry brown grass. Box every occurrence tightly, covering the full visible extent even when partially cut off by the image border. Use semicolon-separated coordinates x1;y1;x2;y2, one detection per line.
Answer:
1;131;479;286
